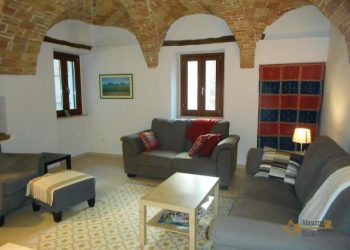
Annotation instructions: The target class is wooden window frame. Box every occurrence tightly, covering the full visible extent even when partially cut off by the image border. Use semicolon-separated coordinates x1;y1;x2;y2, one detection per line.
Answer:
180;53;224;117
53;51;82;117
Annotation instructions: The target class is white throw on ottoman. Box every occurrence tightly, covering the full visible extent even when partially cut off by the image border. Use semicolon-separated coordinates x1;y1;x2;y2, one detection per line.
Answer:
26;170;96;222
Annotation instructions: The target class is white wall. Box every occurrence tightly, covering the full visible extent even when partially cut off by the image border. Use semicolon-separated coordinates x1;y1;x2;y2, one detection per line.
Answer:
0;6;332;164
264;6;330;39
82;45;167;154
0;43;88;156
320;24;350;152
0;96;7;133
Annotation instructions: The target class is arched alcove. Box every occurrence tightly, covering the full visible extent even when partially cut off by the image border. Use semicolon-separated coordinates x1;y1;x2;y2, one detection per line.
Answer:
47;20;138;48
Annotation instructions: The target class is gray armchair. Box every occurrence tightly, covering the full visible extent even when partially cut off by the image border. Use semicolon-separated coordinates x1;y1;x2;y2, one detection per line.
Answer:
0;153;44;226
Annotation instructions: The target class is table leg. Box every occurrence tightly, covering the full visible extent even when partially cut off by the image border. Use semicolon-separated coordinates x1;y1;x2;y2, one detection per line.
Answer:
189;209;197;250
66;155;72;170
140;203;147;248
214;183;219;216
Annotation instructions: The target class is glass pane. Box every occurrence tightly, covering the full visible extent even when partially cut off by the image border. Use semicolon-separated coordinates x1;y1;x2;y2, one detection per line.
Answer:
187;61;198;110
205;60;216;111
67;61;77;109
53;59;63;111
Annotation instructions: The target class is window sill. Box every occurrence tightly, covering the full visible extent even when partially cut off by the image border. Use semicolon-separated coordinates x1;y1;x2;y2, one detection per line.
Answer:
57;114;88;120
178;115;224;119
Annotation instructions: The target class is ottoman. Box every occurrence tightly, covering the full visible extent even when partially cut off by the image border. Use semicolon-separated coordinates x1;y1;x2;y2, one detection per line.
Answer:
26;170;96;222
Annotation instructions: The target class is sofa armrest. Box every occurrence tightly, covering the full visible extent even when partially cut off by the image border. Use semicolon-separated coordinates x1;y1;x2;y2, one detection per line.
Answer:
211;135;240;188
212;135;240;160
246;148;264;175
209;215;350;250
120;131;146;155
0;153;43;172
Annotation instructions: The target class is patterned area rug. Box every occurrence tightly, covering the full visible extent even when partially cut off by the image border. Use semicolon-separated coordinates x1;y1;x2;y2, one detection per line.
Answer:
22;183;233;250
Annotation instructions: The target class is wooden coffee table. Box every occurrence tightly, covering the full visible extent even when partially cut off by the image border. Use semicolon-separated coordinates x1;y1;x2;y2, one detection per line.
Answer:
139;173;219;250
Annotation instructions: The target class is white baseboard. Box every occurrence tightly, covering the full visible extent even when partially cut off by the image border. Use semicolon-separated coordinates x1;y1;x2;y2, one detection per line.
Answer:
80;152;123;159
236;164;245;169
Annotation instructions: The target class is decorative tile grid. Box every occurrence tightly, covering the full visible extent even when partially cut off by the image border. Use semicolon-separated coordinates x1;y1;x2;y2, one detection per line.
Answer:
258;63;325;151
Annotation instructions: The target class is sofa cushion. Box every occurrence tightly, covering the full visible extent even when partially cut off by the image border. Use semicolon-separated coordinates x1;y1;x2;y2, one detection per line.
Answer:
324;187;350;235
239;176;302;212
210;120;230;137
303;154;350;235
295;136;347;205
229;198;300;224
139;130;160;151
132;150;177;169
255;147;304;185
0;169;38;196
172;152;216;176
151;118;189;152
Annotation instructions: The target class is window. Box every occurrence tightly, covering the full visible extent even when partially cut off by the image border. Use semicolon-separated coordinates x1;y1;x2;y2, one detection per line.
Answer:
53;52;82;117
180;53;224;117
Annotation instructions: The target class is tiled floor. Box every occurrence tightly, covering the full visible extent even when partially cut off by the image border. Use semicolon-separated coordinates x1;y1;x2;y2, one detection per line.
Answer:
0;155;245;246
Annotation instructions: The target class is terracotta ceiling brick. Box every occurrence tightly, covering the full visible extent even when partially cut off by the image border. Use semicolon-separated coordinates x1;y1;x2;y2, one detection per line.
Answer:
0;0;349;74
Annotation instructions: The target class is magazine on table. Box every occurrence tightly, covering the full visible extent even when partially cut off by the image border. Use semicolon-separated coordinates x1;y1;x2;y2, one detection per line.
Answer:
158;207;207;228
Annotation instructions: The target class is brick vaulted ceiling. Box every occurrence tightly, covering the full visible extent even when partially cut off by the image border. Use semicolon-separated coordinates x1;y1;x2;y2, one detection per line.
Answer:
0;0;349;75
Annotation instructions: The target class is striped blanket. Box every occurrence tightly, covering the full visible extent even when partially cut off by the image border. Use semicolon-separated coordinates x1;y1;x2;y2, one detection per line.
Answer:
26;170;94;206
298;166;350;227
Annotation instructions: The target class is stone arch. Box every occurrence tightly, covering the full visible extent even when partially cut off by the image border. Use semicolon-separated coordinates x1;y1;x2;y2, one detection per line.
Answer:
0;0;135;74
0;0;74;74
306;0;350;61
0;0;349;74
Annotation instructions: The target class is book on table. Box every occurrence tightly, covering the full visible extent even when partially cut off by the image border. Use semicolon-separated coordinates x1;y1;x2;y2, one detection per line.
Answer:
158;207;207;228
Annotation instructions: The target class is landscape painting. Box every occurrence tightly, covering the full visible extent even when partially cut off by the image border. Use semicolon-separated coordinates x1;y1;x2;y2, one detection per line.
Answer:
99;74;133;99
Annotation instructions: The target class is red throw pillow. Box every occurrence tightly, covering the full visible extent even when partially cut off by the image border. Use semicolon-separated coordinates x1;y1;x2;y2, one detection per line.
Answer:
188;134;222;156
188;134;210;156
200;134;222;156
139;131;160;151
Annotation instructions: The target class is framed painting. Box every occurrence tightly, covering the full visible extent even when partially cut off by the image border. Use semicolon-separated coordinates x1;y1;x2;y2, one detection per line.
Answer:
99;74;133;99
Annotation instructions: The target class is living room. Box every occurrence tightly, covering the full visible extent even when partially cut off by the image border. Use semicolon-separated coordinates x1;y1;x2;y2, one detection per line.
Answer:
0;0;350;249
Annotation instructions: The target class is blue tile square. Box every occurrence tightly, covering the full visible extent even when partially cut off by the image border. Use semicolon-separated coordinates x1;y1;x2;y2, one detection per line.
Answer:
258;136;278;149
261;81;280;94
282;81;298;94
300;81;321;94
299;111;317;123
280;110;297;122
260;109;279;122
280;137;295;151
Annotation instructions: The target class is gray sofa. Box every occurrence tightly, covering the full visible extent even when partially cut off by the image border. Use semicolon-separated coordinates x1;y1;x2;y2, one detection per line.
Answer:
210;136;350;249
121;118;240;188
0;153;45;226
